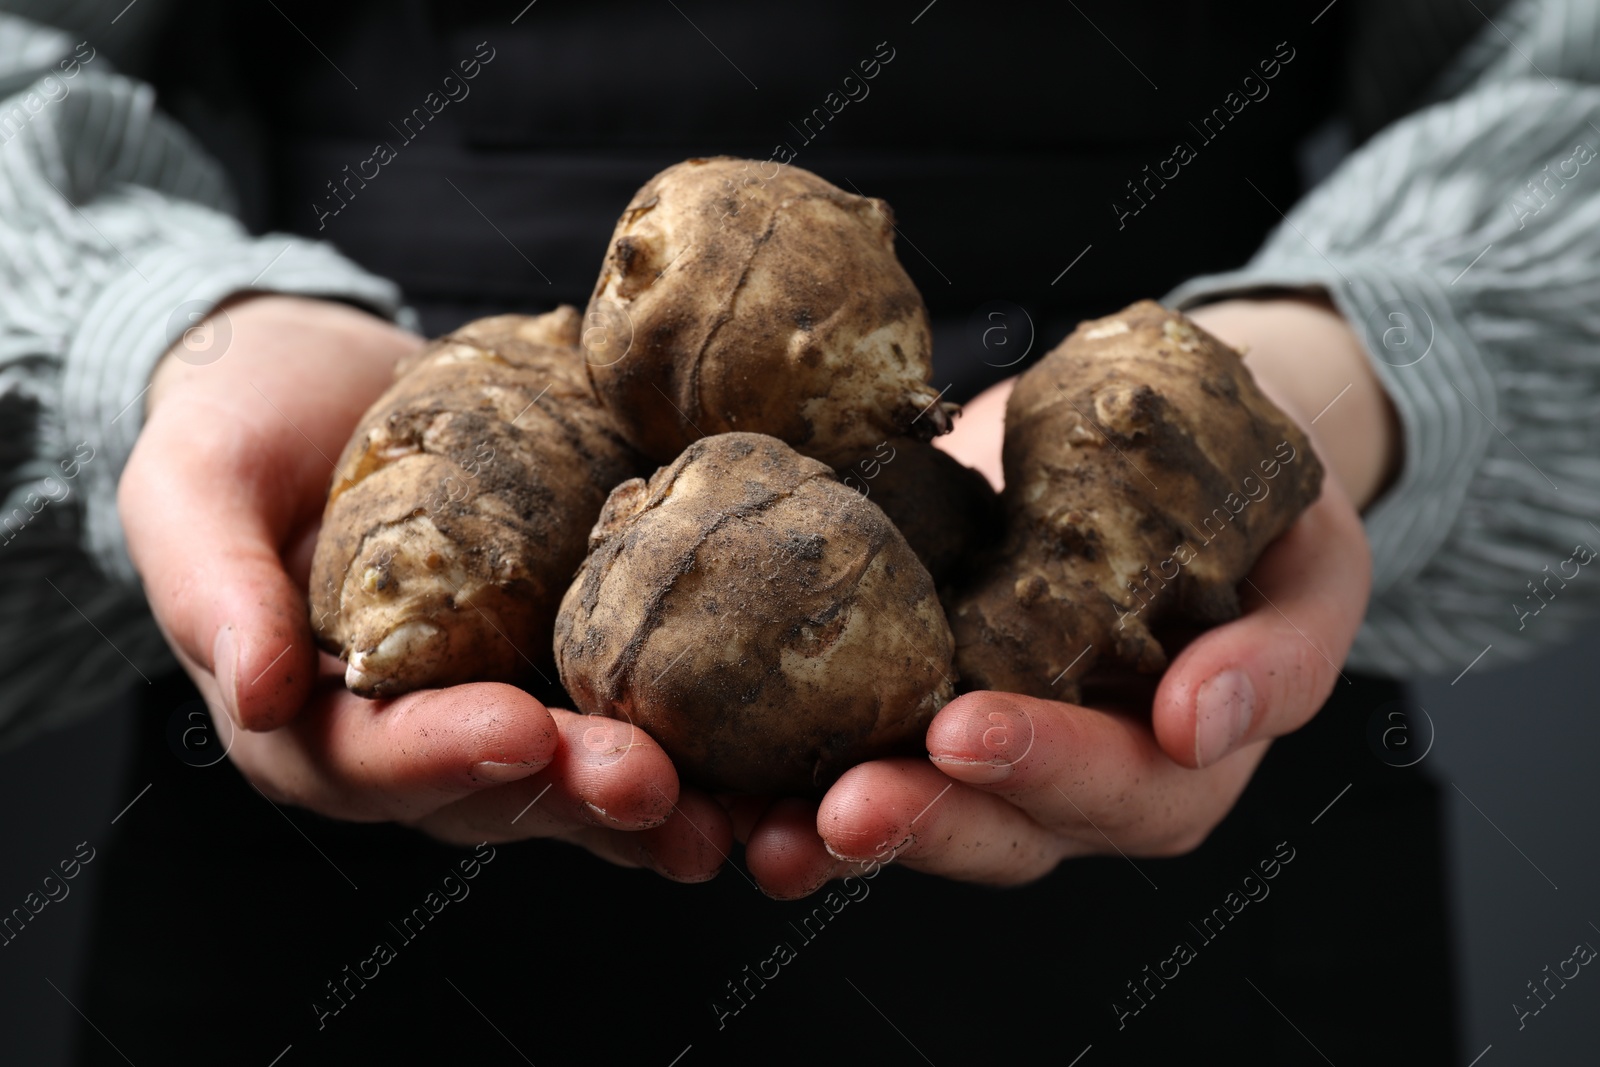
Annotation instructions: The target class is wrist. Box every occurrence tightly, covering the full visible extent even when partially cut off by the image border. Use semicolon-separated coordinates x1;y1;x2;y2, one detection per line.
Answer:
147;293;414;417
1186;295;1400;511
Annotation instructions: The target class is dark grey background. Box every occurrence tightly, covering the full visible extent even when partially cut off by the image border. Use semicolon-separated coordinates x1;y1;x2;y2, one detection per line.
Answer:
1;628;1596;1064
1415;632;1600;1063
0;692;134;1066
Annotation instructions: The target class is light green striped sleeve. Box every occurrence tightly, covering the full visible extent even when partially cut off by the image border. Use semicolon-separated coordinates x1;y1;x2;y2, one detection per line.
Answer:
1168;0;1600;678
0;11;403;747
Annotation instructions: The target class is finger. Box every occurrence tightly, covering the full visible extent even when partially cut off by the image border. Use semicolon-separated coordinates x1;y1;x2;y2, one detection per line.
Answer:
394;708;679;832
924;689;1264;857
1153;481;1370;769
416;782;731;884
120;403;321;732
720;794;777;846
546;709;681;828
817;758;1068;886
744;798;846;900
632;788;731;882
230;679;559;821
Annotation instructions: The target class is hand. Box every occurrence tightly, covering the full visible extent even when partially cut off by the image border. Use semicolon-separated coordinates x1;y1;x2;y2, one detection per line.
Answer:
119;294;730;877
739;295;1397;895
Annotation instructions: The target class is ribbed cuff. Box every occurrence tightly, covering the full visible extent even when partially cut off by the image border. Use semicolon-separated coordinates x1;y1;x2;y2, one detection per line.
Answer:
1165;257;1497;599
60;231;403;584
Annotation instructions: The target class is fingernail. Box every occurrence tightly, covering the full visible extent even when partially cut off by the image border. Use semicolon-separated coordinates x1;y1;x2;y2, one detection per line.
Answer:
927;756;1013;784
824;834;911;865
927;707;1029;783
1194;669;1255;768
585;800;668;829
213;625;241;727
762;862;843;902
584;801;620;824
638;843;721;884
824;845;866;863
471;760;541;784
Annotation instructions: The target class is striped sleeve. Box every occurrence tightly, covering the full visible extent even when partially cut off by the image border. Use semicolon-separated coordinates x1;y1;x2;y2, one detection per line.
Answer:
0;12;404;747
1167;0;1600;678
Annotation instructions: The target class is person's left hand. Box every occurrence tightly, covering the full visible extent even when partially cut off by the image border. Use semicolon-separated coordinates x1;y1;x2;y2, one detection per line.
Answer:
739;296;1398;896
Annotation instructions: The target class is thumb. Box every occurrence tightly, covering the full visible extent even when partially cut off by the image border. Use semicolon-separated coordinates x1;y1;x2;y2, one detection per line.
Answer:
1152;483;1370;769
119;397;322;732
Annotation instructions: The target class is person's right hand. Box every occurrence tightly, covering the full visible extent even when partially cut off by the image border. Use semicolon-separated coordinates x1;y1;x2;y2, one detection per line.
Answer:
118;293;730;877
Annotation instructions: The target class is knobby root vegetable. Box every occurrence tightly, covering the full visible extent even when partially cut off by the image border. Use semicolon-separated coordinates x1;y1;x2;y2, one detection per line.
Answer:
583;157;955;466
310;307;640;697
554;432;955;793
950;301;1324;701
832;438;1001;585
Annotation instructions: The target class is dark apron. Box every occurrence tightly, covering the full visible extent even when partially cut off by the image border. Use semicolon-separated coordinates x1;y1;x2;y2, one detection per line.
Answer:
150;0;1349;400
74;4;1464;1062
78;672;1455;1065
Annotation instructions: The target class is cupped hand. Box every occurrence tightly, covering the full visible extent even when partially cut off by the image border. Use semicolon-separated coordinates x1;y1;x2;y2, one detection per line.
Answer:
118;294;730;878
741;295;1393;896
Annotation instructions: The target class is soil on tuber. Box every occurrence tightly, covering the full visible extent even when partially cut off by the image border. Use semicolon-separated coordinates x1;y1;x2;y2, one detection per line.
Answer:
554;432;954;794
309;307;640;697
831;438;1002;585
949;300;1324;702
583;157;956;466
